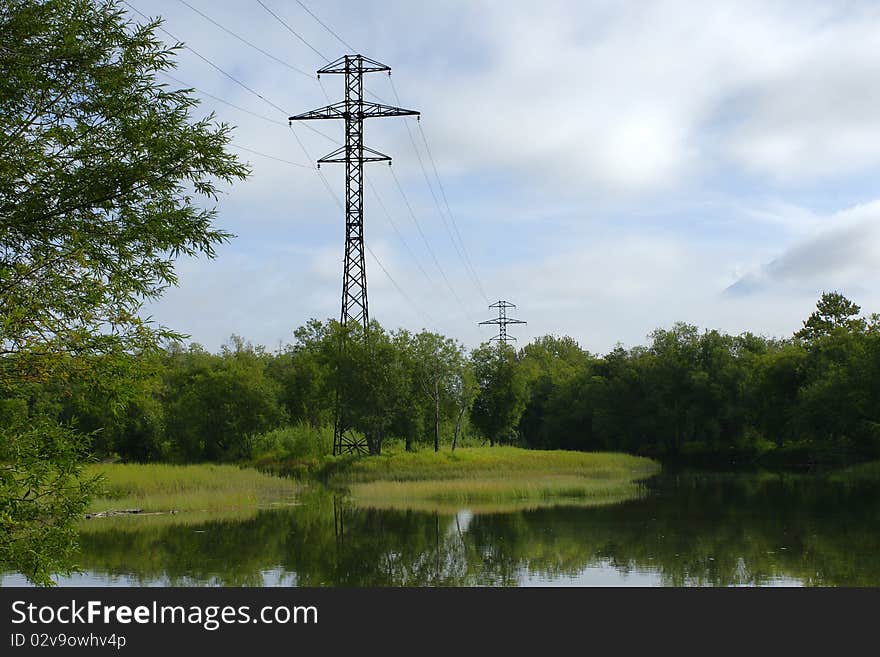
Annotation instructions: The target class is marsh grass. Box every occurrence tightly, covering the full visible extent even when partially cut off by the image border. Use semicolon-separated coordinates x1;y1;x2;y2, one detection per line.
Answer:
350;475;648;513
330;447;658;483
85;464;299;515
329;447;659;511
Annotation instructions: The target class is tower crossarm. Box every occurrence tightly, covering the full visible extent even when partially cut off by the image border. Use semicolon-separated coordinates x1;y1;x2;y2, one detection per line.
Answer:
318;54;391;75
290;53;420;456
479;299;526;344
289;101;419;122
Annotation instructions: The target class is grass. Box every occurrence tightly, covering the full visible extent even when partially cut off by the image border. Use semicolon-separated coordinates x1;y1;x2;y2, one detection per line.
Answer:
82;449;659;521
349;476;648;513
326;446;657;481
325;446;660;511
84;463;299;516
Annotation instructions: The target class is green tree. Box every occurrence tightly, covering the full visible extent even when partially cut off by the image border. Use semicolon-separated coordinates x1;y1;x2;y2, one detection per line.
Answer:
470;343;527;446
163;338;285;461
795;291;866;342
518;335;590;448
0;0;248;582
268;332;331;429
408;330;467;452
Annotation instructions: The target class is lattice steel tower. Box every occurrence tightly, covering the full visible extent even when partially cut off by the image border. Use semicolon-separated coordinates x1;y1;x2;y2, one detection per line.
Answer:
479;300;526;345
289;55;419;454
289;55;419;330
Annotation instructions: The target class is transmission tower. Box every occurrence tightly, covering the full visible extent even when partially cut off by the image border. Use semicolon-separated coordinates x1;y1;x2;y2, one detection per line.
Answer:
479;300;526;345
290;55;419;455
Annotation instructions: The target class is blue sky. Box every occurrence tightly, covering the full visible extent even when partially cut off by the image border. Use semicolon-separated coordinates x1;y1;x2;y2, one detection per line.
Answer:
132;0;880;354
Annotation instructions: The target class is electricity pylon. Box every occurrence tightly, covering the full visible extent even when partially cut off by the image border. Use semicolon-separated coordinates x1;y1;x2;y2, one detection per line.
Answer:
290;55;419;455
479;300;526;345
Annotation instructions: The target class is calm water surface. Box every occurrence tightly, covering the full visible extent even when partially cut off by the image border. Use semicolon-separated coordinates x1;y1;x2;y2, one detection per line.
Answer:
4;469;879;586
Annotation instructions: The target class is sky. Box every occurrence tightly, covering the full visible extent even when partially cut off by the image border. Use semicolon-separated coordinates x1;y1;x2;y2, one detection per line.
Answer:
130;0;880;355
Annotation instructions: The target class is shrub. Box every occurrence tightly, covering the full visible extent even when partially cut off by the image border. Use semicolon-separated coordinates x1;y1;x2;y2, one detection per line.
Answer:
251;423;333;460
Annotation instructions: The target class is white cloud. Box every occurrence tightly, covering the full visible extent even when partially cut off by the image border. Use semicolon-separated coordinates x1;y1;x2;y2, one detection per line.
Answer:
131;1;880;353
727;199;880;297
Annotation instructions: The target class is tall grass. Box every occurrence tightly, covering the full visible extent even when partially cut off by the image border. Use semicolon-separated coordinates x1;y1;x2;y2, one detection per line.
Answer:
328;446;659;483
85;463;299;514
325;446;660;512
250;423;332;460
350;475;648;514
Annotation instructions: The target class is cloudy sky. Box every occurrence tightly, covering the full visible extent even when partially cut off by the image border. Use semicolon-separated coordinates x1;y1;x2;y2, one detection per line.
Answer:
130;0;880;354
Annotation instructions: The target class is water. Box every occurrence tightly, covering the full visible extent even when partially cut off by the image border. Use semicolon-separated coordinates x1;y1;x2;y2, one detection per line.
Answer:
4;469;879;587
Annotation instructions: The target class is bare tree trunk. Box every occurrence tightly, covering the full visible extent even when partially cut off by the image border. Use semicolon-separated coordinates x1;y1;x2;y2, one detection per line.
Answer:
452;405;466;451
434;378;440;452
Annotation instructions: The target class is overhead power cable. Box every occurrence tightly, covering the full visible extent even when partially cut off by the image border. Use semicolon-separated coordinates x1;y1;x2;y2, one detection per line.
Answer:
176;0;312;78
293;0;357;53
124;1;340;146
228;143;312;168
388;164;472;321
286;126;433;324
389;76;487;304
365;244;435;325
365;173;438;293
159;71;286;126
416;119;489;302
256;0;329;62
124;1;286;114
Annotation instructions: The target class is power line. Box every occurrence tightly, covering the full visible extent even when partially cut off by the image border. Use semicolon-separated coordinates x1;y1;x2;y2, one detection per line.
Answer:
124;2;341;147
416;119;489;303
479;300;526;345
388;76;487;305
127;2;432;331
365;173;437;293
176;0;312;78
228;143;312;168
364;243;435;325
293;0;356;53
256;0;329;62
286;127;433;326
123;0;288;114
159;70;340;145
159;71;286;126
388;164;472;321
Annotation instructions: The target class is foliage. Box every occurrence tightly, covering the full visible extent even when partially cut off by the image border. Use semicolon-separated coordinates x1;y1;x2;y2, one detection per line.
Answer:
85;462;298;513
470;342;528;446
162;338;285;461
514;292;880;465
250;423;333;460
21;290;880;477
795;291;866;342
325;445;658;483
0;0;247;582
0;418;97;585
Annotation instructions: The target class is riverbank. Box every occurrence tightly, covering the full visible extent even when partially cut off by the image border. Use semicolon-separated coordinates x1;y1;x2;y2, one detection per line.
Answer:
308;447;657;511
84;448;659;518
84;463;299;516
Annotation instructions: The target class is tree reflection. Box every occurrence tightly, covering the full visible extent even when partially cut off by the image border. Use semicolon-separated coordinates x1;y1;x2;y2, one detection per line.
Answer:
69;470;880;586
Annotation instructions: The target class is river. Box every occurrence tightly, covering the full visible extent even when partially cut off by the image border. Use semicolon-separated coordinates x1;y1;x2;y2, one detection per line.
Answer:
3;467;879;586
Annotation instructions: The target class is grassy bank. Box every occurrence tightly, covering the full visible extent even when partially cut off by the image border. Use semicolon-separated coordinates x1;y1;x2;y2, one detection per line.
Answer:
84;464;299;516
83;449;659;520
324;446;658;482
323;447;659;511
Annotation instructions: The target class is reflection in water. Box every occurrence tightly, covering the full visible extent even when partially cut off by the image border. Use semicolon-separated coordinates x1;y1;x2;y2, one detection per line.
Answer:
3;470;880;587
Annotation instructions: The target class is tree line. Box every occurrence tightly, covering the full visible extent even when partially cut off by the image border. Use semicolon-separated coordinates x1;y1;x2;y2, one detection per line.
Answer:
6;291;878;467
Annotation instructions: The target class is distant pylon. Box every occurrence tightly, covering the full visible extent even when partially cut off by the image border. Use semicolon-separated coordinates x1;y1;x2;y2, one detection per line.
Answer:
479;300;526;345
289;55;419;455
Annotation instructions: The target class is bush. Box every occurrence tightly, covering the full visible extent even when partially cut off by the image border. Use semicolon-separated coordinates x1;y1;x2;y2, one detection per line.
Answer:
251;423;333;460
